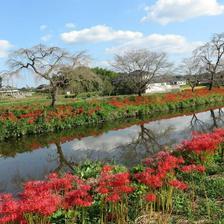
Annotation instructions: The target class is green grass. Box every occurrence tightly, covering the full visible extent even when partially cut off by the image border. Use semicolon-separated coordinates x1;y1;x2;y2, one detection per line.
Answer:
0;94;81;107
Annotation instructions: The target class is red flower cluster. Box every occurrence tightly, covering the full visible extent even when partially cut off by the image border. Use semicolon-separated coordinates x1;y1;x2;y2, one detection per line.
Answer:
19;110;42;119
169;179;188;190
181;164;206;173
0;194;24;223
0;173;93;223
145;193;156;202
96;165;134;203
0;112;17;122
179;129;224;154
63;185;93;208
135;152;184;189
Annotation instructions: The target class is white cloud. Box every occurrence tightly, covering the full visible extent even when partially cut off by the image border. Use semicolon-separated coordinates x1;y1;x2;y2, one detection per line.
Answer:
106;34;202;55
91;60;110;68
40;25;47;31
61;25;143;43
65;23;76;29
142;0;224;25
0;40;13;58
41;34;52;42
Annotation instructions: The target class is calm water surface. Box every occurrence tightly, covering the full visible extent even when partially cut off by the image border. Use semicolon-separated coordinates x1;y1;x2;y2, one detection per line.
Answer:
0;106;224;194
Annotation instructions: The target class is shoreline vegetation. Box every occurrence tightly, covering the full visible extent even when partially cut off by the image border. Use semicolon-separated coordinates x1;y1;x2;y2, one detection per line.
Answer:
0;128;223;223
1;101;224;157
1;88;224;141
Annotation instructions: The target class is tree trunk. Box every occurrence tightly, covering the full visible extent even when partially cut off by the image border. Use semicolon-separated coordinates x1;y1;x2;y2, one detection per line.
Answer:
138;91;142;96
51;86;57;107
209;73;215;90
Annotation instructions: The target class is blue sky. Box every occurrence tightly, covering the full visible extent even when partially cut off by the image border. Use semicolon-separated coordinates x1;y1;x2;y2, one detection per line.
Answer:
1;0;224;87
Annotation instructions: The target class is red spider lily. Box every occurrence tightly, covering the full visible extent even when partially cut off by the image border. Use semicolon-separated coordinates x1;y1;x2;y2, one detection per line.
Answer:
75;107;84;114
0;112;17;122
181;164;206;173
27;119;35;124
96;168;134;203
164;93;177;102
135;152;185;189
47;173;81;192
102;165;113;172
212;128;224;143
135;172;163;188
63;188;93;208
108;100;125;108
20;191;62;216
0;194;25;224
19;110;42;119
169;180;188;190
157;154;185;176
179;131;222;154
145;193;156;202
105;193;120;203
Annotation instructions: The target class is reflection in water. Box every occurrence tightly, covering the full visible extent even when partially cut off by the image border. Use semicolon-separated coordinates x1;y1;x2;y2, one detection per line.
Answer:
53;143;75;173
0;107;224;194
190;109;224;132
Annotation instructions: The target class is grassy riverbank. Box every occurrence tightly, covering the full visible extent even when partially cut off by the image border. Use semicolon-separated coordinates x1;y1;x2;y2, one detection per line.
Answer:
1;88;224;141
1;102;224;157
0;128;223;223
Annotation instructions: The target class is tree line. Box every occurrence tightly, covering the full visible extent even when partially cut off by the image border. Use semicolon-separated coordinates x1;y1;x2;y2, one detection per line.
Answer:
1;32;224;107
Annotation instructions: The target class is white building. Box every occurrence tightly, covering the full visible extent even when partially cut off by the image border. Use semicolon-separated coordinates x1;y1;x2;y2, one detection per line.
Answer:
0;87;32;98
145;82;180;94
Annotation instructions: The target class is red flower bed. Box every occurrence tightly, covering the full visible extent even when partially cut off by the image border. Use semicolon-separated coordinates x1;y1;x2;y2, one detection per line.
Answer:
0;88;224;125
179;128;224;154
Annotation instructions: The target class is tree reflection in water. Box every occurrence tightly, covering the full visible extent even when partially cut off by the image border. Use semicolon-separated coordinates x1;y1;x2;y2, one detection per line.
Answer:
190;109;224;132
116;124;175;167
53;142;76;173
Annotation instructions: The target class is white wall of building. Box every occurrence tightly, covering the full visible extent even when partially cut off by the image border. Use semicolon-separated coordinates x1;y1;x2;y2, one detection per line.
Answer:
146;83;180;94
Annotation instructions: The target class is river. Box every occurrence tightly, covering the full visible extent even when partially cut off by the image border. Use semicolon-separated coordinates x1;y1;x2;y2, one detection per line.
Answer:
0;106;224;195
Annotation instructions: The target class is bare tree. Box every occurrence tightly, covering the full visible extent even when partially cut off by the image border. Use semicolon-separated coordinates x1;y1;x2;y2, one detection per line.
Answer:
7;44;89;107
112;49;171;96
193;33;224;90
0;73;3;88
181;57;201;92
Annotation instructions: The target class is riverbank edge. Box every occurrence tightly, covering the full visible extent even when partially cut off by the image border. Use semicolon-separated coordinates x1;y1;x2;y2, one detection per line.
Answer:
1;93;224;141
